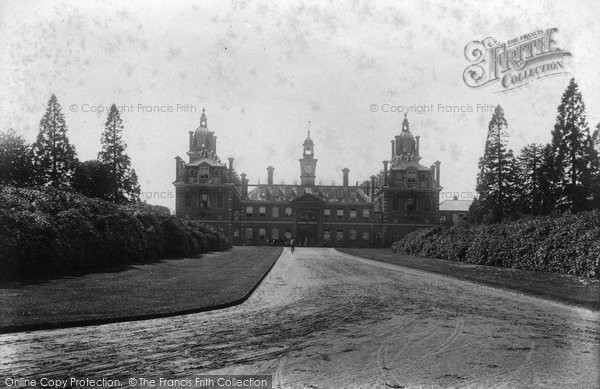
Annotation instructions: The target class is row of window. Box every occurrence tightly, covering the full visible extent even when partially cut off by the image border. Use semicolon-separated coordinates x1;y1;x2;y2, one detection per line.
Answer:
234;228;370;241
234;228;292;240
244;206;371;218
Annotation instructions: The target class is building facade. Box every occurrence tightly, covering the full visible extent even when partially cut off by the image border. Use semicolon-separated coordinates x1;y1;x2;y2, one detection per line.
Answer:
174;110;442;247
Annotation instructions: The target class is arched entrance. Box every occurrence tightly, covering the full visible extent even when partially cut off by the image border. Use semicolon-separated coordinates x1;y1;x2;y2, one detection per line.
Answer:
296;210;319;246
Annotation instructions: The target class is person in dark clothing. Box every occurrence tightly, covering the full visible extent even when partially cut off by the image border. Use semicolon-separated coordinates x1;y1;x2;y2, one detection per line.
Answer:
290;238;295;254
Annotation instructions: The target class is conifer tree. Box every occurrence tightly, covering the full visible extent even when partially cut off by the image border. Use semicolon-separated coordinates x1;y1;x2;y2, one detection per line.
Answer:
475;105;519;222
98;104;139;203
0;129;36;186
517;143;546;215
31;95;78;187
551;78;596;212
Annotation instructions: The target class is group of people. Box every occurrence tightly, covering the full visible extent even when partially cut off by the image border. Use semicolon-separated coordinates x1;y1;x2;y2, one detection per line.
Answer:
289;236;308;253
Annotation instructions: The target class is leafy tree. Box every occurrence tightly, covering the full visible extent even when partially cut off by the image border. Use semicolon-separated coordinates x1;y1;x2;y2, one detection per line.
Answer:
71;160;113;200
31;95;78;187
467;197;485;224
98;104;139;203
550;78;597;212
475;105;519;222
589;123;600;209
0;129;36;186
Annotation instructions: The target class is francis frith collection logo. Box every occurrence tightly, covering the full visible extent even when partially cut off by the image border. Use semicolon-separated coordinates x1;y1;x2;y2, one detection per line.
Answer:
463;28;572;91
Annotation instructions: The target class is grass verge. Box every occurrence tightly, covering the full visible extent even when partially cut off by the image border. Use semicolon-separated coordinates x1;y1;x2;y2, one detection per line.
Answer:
0;246;282;334
338;248;600;311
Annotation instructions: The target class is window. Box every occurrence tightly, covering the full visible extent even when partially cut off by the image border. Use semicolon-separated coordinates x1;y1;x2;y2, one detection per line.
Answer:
272;207;279;218
216;193;224;208
323;229;331;241
285;207;292;217
349;209;357;218
245;228;253;240
392;194;399;210
246;206;253;217
258;228;266;240
336;229;344;242
407;171;417;187
406;193;416;212
362;231;370;241
271;228;279;239
199;167;210;179
337;209;344;218
259;206;266;217
233;229;239;238
200;193;209;208
324;209;331;218
349;229;357;241
285;229;291;239
362;208;370;218
185;193;191;207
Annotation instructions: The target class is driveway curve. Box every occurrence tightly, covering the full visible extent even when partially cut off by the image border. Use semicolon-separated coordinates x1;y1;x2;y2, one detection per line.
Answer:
1;248;598;388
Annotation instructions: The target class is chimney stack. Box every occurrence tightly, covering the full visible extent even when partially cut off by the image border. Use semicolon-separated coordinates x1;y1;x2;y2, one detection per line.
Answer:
175;156;183;182
383;161;389;186
342;168;349;187
435;161;441;187
189;131;194;150
267;166;274;185
415;135;420;156
228;157;234;183
370;175;377;201
241;173;248;199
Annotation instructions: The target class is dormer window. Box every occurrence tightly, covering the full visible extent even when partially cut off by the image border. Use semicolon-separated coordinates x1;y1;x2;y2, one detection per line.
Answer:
407;171;417;187
199;167;209;179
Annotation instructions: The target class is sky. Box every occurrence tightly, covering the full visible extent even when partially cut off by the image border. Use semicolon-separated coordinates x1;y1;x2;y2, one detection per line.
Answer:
1;0;600;211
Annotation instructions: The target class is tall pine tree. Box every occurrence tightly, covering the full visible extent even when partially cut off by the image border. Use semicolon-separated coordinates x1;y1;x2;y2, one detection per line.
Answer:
32;95;78;187
476;105;519;222
551;78;596;212
98;104;140;203
517;143;557;216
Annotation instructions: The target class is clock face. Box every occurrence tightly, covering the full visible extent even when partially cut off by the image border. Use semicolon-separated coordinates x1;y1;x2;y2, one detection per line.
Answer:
303;165;313;174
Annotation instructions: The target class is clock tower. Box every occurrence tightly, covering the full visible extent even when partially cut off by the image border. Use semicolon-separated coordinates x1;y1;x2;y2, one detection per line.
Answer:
299;123;317;186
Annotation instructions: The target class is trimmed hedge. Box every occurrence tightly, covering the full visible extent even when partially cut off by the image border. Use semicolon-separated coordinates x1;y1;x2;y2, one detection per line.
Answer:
0;186;230;281
391;211;600;278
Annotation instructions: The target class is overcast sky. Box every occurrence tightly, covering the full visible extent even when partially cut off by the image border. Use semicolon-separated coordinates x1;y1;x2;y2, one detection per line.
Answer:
2;0;599;211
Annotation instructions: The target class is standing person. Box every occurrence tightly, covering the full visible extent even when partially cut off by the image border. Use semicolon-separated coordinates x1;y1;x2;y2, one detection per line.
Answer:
290;238;295;254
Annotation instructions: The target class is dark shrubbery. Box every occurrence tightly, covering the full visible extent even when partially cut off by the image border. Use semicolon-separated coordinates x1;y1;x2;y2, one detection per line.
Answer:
391;211;600;278
0;186;230;281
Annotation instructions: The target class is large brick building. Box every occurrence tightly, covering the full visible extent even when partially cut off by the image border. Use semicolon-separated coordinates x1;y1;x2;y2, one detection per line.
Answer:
174;110;442;247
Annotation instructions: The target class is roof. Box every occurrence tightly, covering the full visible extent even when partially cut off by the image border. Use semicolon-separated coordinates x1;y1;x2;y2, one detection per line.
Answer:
246;185;371;203
186;158;225;167
439;199;473;212
389;158;432;171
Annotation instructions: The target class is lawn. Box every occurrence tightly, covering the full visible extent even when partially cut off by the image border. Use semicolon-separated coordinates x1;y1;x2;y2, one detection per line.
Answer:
0;246;282;333
338;248;600;311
